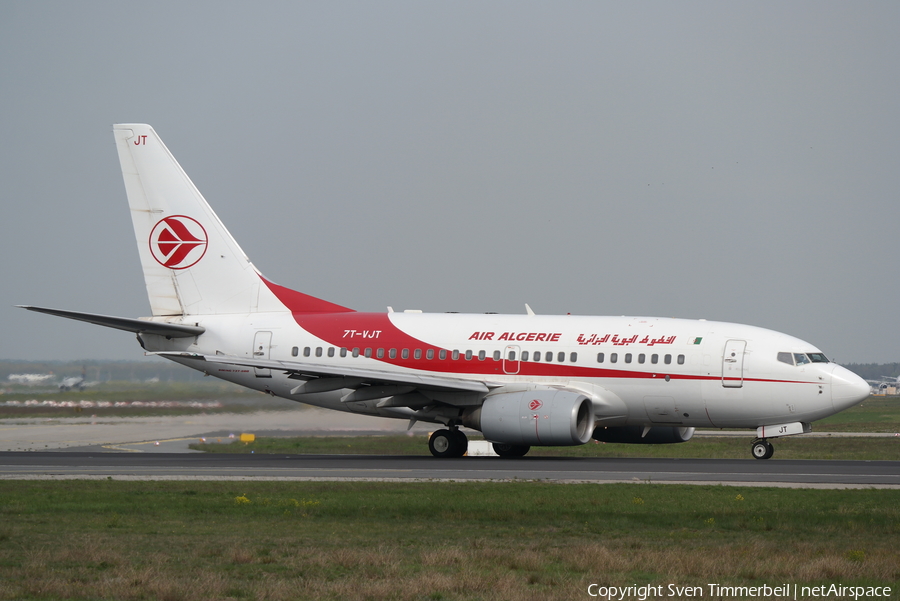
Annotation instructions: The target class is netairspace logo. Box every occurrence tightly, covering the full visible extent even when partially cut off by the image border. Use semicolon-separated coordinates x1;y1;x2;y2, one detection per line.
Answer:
586;583;894;600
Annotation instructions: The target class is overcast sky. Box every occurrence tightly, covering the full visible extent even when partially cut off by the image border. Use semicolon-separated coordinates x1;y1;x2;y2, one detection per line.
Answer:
2;1;898;364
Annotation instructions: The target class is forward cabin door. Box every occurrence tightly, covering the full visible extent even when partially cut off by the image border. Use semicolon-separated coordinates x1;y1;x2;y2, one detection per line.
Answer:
252;331;272;378
722;339;746;388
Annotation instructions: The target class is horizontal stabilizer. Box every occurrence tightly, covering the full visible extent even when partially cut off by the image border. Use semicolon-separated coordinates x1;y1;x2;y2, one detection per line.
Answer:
18;306;205;338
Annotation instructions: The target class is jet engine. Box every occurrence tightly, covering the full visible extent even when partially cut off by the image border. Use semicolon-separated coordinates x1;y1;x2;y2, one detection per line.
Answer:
592;425;695;444
462;389;594;446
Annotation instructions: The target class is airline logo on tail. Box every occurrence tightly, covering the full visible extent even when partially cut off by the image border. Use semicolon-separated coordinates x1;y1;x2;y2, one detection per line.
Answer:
149;215;208;269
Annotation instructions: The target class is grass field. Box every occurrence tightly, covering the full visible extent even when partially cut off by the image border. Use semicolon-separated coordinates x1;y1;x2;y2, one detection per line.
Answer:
815;396;900;432
0;481;897;600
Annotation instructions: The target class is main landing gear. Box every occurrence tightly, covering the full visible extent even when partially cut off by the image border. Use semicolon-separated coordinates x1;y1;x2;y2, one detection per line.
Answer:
428;428;469;458
751;438;775;460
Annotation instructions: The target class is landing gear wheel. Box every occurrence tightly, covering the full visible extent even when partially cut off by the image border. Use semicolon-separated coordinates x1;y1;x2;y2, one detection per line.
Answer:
429;429;468;458
452;429;468;457
492;442;531;457
751;439;774;460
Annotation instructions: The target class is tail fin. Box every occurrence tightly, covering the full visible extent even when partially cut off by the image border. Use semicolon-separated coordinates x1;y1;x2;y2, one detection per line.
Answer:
113;124;351;317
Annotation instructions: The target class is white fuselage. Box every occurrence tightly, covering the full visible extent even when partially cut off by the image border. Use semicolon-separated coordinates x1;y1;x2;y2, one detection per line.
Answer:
143;310;866;430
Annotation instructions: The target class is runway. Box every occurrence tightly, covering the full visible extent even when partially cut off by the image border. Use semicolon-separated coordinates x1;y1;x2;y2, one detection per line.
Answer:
1;451;897;488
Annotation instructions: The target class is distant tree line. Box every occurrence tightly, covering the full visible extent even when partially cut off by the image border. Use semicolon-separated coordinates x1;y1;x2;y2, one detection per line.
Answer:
841;363;900;383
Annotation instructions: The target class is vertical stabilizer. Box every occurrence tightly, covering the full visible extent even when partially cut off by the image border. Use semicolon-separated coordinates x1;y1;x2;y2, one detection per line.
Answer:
114;124;351;317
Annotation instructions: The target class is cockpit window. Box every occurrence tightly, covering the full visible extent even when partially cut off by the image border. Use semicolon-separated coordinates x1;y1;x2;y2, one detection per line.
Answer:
793;353;810;365
778;352;830;366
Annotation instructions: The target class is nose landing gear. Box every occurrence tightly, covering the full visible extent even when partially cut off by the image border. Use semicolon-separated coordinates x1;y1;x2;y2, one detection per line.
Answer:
751;438;775;460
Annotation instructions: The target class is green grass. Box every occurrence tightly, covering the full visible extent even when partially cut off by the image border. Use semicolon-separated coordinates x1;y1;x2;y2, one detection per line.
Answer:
0;481;897;600
815;396;900;432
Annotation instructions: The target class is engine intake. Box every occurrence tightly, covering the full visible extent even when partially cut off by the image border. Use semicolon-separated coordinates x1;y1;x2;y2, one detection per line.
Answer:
463;389;594;446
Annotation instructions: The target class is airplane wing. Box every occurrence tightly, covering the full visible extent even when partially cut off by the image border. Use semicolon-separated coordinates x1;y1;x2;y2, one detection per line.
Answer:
152;352;494;407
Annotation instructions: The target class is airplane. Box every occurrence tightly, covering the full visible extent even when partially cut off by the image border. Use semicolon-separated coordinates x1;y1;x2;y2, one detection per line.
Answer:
20;124;871;460
58;366;87;392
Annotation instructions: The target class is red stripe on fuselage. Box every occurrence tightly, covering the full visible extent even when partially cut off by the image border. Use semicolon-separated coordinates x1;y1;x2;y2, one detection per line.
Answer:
263;276;818;385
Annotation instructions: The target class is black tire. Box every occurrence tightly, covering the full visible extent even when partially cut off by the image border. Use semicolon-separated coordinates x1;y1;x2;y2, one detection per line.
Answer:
492;442;530;457
751;440;774;460
452;429;469;457
429;429;458;458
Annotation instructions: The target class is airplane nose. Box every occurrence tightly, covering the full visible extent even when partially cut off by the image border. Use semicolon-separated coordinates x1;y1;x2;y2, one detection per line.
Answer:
830;365;870;412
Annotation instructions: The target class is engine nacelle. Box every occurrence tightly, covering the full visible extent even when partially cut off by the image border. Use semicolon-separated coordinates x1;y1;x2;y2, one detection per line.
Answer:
592;425;695;444
463;389;594;446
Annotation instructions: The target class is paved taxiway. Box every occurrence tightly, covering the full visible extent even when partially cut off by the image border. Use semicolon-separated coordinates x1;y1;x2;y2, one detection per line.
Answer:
1;452;897;488
2;410;897;487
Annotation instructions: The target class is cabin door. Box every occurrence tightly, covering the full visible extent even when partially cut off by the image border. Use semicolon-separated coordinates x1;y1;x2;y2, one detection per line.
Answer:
722;339;746;388
252;331;272;378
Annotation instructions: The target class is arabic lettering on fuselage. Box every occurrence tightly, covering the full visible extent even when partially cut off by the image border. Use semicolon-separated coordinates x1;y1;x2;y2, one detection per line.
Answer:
468;331;562;342
576;334;676;346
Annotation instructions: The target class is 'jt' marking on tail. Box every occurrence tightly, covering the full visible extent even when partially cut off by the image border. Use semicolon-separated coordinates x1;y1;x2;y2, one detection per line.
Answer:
149;216;208;269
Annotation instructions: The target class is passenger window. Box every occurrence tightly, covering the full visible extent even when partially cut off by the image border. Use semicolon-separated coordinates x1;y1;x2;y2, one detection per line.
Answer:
570;352;577;362
664;354;672;365
557;352;565;362
327;347;335;358
533;352;541;362
493;350;501;361
401;349;410;359
303;347;311;357
794;353;810;365
610;353;618;364
340;347;348;358
651;354;658;364
426;349;434;360
291;346;299;357
376;348;384;359
414;349;422;360
522;351;530;361
638;353;645;364
625;353;632;364
352;348;360;357
478;350;486;361
439;350;447;360
545;351;553;362
677;354;685;365
315;347;323;357
597;353;604;363
452;350;460;360
465;350;473;360
507;350;516;361
364;348;372;358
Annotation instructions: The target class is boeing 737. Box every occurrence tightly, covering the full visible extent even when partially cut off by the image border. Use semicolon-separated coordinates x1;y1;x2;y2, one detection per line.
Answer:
20;124;870;459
